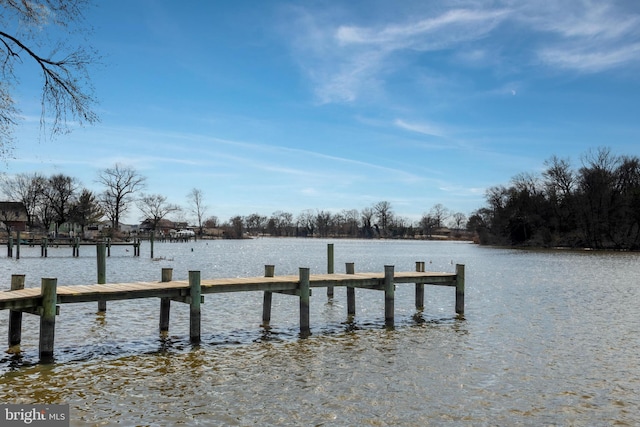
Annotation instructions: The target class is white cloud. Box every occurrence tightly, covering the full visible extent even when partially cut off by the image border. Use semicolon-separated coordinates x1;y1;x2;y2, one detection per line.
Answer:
288;1;640;104
394;119;447;138
538;43;640;72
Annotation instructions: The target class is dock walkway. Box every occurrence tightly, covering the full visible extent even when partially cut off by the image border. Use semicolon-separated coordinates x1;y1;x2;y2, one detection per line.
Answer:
1;256;464;363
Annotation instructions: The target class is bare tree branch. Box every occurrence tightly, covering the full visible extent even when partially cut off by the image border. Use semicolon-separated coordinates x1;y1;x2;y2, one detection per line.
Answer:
0;0;99;154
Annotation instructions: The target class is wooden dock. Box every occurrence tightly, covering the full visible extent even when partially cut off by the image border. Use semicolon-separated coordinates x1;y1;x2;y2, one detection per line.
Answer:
1;247;465;363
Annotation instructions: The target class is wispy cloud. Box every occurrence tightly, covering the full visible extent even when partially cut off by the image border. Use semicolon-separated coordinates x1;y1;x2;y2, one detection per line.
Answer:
290;6;511;104
288;1;640;104
394;119;447;138
517;1;640;72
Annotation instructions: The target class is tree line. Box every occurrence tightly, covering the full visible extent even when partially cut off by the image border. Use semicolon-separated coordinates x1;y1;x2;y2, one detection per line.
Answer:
1;164;469;240
468;147;640;250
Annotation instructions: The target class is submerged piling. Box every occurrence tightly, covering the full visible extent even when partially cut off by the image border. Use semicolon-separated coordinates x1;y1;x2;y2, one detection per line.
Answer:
299;267;310;336
384;265;394;327
8;274;25;348
346;262;355;317
39;278;57;362
159;268;173;333
262;265;275;326
415;261;425;310
189;270;201;343
97;242;107;312
327;243;334;298
455;264;465;315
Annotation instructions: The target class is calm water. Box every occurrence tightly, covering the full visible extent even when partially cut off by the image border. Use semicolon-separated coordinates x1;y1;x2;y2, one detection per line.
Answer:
0;239;639;426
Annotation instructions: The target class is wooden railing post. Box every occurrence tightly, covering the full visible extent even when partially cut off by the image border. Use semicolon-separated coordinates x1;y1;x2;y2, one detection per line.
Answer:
299;267;311;336
97;242;107;312
8;274;25;348
189;270;201;343
384;265;395;327
327;243;334;298
16;230;20;260
455;264;465;315
159;268;173;333
39;278;58;363
346;263;355;317
415;261;425;310
262;265;275;326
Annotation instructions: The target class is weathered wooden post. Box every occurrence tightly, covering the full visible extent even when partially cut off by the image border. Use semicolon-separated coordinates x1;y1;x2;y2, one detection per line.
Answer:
97;242;107;312
159;268;173;333
299;267;311;336
415;261;425;310
8;274;25;348
107;238;111;257
384;265;395;327
7;234;13;258
189;270;201;343
16;230;20;260
150;232;155;259
327;244;334;298
346;262;355;317
262;265;275;326
39;278;58;362
455;264;465;315
41;237;48;257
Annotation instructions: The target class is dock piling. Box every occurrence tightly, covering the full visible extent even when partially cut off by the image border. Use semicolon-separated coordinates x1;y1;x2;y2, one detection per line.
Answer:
299;267;311;336
455;264;465;315
97;242;107;312
384;265;395;327
39;278;58;363
189;271;201;343
159;268;173;333
262;265;275;326
346;263;355;317
41;237;48;257
150;233;155;259
415;261;425;310
8;274;25;347
327;244;334;298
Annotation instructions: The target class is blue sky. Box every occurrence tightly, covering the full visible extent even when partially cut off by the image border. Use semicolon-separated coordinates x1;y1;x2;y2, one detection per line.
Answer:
5;0;640;225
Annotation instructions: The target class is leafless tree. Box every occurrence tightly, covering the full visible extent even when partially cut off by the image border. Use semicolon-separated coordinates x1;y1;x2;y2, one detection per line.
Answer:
373;201;393;234
429;203;450;228
296;209;315;236
97;164;146;230
245;213;267;236
450;212;467;230
0;0;99;154
0;172;46;226
360;207;375;238
187;188;207;235
137;194;181;231
204;215;219;228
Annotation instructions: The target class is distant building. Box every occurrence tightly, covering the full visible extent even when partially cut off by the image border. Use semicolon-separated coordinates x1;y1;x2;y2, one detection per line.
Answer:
0;202;28;232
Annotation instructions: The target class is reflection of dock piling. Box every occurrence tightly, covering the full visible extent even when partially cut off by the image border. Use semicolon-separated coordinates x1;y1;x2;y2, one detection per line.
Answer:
1;244;465;363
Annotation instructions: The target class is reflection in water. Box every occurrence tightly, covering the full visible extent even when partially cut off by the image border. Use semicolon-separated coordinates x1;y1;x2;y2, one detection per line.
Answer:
1;240;639;425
